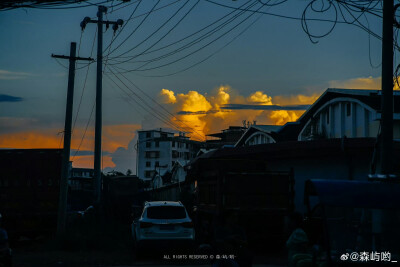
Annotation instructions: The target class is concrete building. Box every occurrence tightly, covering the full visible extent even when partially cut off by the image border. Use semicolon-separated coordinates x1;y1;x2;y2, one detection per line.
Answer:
137;129;202;180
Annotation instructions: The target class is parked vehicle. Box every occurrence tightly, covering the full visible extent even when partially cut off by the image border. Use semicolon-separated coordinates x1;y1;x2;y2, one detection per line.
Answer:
131;201;195;254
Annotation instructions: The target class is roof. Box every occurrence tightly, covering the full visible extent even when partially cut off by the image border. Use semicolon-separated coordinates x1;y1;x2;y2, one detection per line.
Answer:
144;201;183;207
235;125;282;146
191;138;381;162
305;179;400;210
137;129;175;134
298;88;400;124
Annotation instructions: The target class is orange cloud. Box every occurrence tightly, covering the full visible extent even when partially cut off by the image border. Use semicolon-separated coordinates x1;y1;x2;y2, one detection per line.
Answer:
159;89;176;104
160;85;318;139
329;76;380;89
0;123;140;170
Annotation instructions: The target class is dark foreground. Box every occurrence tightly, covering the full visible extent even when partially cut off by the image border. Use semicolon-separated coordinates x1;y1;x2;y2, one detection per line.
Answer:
9;220;286;267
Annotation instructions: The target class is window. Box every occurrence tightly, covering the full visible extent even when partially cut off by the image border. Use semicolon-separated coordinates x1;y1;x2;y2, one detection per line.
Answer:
145;171;154;178
161;133;167;138
346;103;351;116
172;141;175;147
155;161;160;167
145;151;160;158
172;150;179;158
146;206;186;219
146;161;151;167
172;161;176;166
146;132;151;138
146;142;151;148
155;141;159;147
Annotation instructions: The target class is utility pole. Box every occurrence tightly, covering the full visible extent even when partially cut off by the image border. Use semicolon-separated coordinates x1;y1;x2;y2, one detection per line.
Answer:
379;0;394;175
81;6;123;204
52;42;93;237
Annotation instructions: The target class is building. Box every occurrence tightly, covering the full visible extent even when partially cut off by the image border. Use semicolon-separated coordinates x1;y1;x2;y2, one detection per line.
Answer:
137;129;202;180
235;89;400;147
188;138;400;213
68;167;94;191
297;88;400;141
235;125;281;147
206;126;247;147
0;149;63;237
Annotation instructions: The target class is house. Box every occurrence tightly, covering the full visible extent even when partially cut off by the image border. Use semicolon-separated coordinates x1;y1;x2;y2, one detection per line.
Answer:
297;88;400;141
206;126;247;147
69;167;94;191
235;89;400;146
235;125;281;147
187;138;400;213
137;129;203;180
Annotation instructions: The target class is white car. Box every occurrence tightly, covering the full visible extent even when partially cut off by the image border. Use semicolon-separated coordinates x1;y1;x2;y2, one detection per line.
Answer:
132;201;195;251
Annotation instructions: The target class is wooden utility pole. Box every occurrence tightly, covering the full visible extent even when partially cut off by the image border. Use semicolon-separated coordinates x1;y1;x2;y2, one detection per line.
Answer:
80;6;123;204
52;42;93;237
379;0;394;175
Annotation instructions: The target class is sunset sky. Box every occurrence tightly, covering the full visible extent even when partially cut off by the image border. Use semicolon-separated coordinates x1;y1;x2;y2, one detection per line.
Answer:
0;0;384;173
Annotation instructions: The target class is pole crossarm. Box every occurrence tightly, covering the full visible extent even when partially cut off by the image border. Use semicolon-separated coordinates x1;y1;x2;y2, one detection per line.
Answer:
51;54;94;61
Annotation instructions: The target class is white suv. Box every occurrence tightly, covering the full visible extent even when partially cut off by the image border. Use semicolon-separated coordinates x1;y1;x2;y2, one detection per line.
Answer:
132;201;195;250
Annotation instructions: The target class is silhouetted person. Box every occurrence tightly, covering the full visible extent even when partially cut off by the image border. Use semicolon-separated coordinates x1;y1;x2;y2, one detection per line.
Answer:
286;212;309;267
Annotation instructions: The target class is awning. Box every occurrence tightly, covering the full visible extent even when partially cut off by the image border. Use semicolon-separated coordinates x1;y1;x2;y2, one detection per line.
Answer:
305;179;400;210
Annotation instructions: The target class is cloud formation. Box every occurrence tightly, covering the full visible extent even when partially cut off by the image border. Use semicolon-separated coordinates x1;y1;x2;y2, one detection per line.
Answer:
0;94;23;102
160;85;319;140
0;69;33;80
0;122;140;172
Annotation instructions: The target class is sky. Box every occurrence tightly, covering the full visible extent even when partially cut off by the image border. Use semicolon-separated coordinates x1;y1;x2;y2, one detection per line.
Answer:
0;0;385;173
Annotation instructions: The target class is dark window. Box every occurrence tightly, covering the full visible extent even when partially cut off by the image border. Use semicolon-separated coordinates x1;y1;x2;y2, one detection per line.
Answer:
146;161;151;167
161;133;167;138
155;161;160;167
145;151;160;158
172;141;175;147
145;171;154;178
155;141;159;147
172;150;179;158
146;206;186;219
146;142;151;148
146;132;151;138
172;161;176;166
346;103;351;116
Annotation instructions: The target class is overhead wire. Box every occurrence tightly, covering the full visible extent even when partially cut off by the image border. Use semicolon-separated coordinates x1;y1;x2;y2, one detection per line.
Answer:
107;0;256;64
112;0;262;73
106;66;206;141
105;0;197;63
108;65;207;140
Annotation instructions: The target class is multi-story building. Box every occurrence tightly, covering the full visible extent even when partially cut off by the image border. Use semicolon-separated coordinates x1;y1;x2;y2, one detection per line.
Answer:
137;129;202;180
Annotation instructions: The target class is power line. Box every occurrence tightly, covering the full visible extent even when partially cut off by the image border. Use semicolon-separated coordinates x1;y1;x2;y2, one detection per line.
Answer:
106;67;206;141
109;65;206;140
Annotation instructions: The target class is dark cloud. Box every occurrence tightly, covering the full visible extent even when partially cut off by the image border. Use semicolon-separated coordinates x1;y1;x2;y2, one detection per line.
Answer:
221;104;310;111
70;150;111;156
0;94;23;102
176;110;220;115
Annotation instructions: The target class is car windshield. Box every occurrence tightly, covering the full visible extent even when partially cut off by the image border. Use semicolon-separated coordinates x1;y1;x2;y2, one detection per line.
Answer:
146;206;187;219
